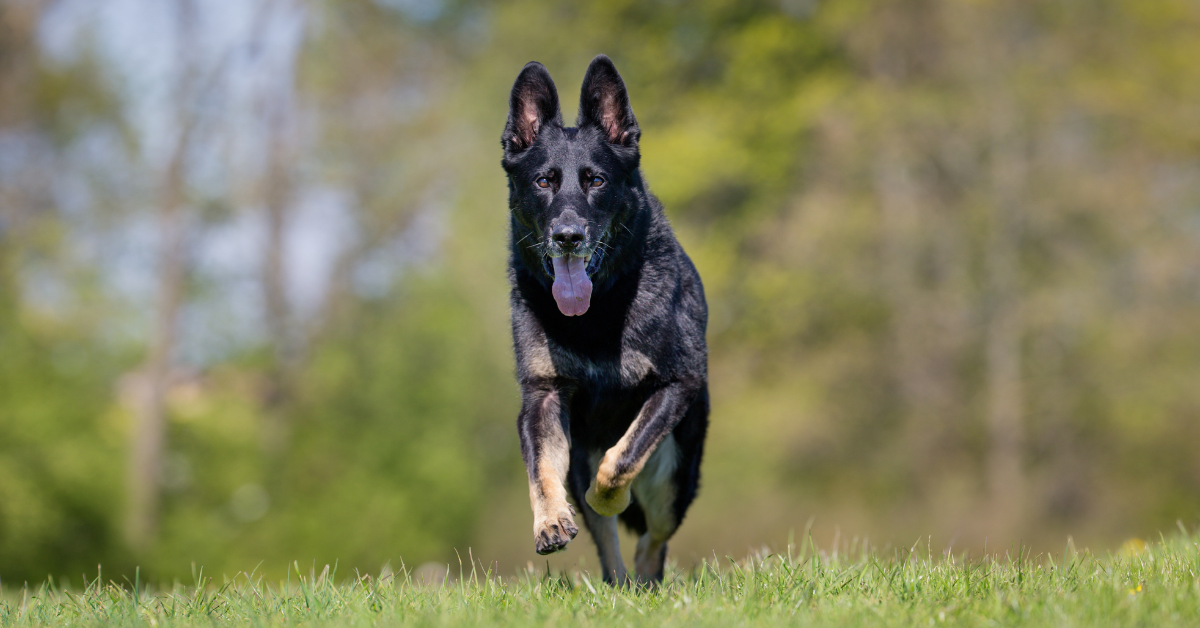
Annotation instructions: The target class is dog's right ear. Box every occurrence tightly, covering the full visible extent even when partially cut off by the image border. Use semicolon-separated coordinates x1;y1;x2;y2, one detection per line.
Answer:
577;55;639;148
503;62;562;153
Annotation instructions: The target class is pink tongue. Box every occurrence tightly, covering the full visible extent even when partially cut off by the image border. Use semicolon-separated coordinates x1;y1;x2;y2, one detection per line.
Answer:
551;256;593;316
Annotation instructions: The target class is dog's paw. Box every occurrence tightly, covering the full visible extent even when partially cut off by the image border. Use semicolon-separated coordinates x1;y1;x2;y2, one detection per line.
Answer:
533;505;578;555
586;480;631;517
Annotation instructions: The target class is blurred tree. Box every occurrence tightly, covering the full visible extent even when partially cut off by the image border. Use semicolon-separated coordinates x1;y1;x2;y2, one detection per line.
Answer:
0;0;131;584
124;0;193;551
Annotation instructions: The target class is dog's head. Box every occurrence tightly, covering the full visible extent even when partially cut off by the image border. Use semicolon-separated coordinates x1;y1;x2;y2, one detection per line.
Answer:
501;55;642;317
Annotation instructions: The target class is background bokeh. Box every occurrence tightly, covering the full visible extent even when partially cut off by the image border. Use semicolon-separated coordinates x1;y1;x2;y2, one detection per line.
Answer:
2;0;1199;585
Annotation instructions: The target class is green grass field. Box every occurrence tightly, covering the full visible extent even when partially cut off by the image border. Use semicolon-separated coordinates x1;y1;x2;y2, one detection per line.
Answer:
3;534;1198;627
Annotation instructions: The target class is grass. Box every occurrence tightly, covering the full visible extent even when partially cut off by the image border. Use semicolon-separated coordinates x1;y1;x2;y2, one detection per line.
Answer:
3;533;1199;627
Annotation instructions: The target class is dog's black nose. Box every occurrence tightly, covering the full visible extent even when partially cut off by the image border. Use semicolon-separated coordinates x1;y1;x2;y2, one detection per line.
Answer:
552;225;585;249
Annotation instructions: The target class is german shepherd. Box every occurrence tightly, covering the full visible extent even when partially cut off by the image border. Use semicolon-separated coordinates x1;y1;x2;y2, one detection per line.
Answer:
501;55;709;585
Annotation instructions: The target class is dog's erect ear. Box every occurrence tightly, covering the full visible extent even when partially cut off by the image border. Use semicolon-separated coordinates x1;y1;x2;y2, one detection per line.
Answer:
503;62;562;153
577;55;639;147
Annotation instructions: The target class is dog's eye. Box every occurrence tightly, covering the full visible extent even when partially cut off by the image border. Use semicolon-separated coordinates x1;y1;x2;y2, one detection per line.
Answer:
590;176;605;188
536;177;550;189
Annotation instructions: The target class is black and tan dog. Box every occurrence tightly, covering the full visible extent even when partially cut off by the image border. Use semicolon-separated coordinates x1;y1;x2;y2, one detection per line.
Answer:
501;55;709;585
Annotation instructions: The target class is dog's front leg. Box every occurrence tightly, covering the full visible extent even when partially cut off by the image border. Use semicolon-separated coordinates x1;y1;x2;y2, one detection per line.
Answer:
585;382;698;517
518;383;579;554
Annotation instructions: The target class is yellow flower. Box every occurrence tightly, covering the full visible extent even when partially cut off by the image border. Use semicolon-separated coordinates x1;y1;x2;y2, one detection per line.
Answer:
1120;538;1148;556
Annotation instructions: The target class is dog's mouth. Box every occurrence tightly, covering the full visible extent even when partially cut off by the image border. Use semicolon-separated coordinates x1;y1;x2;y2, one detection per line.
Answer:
543;247;605;317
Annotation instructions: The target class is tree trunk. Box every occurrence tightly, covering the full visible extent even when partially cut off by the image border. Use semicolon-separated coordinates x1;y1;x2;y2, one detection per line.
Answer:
124;0;196;551
875;139;925;433
125;129;188;551
260;98;294;455
984;91;1026;522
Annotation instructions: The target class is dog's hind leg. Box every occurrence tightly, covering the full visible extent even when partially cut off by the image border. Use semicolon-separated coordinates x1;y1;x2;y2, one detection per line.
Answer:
581;507;629;585
630;433;680;584
569;447;628;585
587;382;704;583
631;389;709;585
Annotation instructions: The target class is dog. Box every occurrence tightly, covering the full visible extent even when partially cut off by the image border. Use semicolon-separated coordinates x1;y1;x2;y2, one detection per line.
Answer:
501;55;709;585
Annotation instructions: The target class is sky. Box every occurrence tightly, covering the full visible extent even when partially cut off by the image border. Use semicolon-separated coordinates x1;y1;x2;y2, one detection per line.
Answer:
31;0;388;365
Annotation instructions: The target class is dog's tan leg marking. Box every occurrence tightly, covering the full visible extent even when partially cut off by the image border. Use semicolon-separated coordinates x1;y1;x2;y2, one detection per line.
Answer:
521;340;556;381
585;399;670;516
526;390;578;554
584;414;643;516
631;434;679;584
619;348;654;385
515;320;556;381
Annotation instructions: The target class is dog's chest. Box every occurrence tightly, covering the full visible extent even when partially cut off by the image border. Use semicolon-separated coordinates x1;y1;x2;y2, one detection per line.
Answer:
521;335;654;388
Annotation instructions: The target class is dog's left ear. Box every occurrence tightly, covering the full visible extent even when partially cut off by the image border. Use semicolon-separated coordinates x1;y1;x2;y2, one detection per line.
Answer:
503;62;563;153
577;55;639;147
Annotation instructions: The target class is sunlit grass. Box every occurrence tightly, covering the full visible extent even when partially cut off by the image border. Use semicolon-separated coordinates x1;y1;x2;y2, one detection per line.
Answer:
3;533;1199;627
